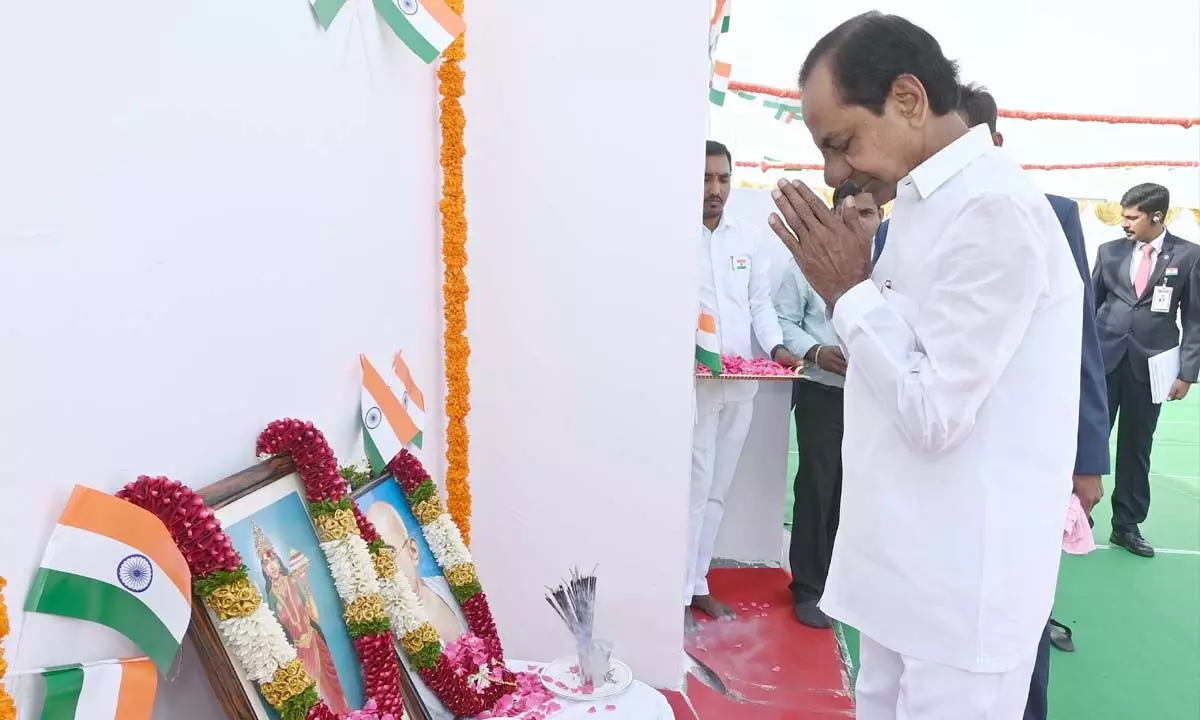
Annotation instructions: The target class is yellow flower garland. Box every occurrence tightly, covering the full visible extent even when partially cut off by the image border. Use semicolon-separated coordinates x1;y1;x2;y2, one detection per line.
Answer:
0;577;15;720
439;0;471;546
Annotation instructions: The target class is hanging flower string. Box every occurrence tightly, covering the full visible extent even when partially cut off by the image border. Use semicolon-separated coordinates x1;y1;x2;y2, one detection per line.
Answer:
725;80;1200;128
256;419;406;719
380;449;515;716
439;0;472;545
0;577;15;720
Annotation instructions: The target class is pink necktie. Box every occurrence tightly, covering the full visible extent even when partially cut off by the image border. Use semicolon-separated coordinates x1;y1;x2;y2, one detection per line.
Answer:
1134;243;1155;297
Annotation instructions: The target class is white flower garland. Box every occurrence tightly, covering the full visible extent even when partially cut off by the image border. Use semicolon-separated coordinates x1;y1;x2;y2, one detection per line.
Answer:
379;574;429;635
322;534;382;604
216;603;298;684
422;514;471;569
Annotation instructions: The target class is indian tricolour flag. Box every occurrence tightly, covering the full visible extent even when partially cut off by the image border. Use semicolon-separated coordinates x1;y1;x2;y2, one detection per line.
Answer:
709;0;731;58
40;658;158;720
392;351;426;450
25;487;192;676
361;354;420;473
696;310;723;375
374;0;466;64
710;61;732;107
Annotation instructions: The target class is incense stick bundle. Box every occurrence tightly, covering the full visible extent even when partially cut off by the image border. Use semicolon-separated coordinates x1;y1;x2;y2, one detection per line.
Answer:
544;567;598;645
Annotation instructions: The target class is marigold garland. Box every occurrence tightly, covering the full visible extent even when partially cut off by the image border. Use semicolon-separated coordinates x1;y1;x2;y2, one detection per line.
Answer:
0;577;15;720
439;0;471;546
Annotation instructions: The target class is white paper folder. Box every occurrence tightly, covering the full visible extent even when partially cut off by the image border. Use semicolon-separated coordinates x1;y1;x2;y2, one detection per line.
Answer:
1148;346;1181;404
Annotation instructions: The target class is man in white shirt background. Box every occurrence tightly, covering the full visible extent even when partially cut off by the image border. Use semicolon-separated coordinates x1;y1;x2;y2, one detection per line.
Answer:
689;140;797;629
769;12;1082;719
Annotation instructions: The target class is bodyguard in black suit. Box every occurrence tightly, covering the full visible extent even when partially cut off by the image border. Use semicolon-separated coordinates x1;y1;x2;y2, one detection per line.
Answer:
1093;182;1200;557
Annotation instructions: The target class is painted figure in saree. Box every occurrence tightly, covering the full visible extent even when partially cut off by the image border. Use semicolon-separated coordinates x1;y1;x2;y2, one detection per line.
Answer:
254;523;351;715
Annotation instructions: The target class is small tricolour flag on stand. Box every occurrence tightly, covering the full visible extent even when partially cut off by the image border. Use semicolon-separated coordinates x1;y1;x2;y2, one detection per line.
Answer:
709;61;732;107
25;487;192;676
374;0;466;64
361;353;422;473
40;658;157;720
309;0;349;30
392;351;426;450
696;310;723;375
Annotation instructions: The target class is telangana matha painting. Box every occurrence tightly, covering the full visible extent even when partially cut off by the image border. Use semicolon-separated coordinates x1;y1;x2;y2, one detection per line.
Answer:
227;490;365;717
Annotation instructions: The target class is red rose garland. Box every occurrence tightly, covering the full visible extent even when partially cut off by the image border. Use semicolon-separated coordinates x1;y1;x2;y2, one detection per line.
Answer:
117;476;343;720
385;450;511;714
257;419;405;718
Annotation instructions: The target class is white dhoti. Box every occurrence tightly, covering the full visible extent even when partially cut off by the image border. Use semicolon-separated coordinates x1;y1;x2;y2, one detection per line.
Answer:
856;634;1037;720
685;379;755;603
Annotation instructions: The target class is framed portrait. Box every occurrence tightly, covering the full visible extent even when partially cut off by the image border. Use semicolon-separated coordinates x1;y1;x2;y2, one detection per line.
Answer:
190;457;432;720
353;477;468;720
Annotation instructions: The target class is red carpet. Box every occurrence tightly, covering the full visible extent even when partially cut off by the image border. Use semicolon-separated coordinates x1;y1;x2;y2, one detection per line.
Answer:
676;567;854;719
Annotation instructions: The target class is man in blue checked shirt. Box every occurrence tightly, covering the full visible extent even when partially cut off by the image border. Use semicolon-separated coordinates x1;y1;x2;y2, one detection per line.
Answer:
776;179;883;629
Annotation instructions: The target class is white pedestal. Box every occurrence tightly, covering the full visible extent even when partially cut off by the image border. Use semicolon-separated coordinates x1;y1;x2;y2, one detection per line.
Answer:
711;380;792;566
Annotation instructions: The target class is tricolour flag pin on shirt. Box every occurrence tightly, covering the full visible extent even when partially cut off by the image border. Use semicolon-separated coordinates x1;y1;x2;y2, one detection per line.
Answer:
25;487;192;676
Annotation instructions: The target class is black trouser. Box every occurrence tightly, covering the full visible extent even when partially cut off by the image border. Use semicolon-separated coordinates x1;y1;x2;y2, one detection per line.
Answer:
1023;619;1051;720
788;380;844;603
1106;356;1162;532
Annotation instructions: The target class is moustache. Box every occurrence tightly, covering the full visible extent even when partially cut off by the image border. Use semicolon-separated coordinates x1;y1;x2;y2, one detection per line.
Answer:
705;196;723;203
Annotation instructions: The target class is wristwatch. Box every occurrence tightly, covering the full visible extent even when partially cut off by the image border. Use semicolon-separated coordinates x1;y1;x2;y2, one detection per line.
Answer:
770;344;788;360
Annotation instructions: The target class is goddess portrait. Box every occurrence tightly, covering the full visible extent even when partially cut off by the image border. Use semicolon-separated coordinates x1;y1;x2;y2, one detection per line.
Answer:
253;523;352;715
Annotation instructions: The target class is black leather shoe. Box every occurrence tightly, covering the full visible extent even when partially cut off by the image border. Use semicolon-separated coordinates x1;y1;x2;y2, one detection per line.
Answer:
794;600;832;629
1110;528;1155;558
1049;619;1075;652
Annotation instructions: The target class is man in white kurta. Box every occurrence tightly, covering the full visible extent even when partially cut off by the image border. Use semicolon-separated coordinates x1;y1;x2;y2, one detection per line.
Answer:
769;13;1082;718
689;141;795;626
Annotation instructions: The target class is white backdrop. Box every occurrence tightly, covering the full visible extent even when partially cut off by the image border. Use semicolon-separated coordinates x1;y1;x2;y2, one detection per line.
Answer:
0;0;707;715
463;0;707;691
0;1;445;716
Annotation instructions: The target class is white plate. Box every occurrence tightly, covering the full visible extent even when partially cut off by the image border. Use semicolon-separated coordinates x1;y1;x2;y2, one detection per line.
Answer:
539;656;634;701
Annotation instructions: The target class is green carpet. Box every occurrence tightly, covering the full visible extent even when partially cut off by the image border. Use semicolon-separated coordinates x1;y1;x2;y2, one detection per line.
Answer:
784;393;1200;719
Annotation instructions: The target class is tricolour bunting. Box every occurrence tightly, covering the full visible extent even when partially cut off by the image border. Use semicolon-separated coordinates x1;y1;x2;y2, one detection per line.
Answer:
24;487;192;675
374;0;466;64
40;658;157;720
709;61;732;107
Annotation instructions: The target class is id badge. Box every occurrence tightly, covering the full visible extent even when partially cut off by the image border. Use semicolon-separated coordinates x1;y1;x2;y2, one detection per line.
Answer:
1151;285;1172;313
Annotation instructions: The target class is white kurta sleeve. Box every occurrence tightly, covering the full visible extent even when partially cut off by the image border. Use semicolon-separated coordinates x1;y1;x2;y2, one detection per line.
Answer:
749;232;785;354
831;192;1049;454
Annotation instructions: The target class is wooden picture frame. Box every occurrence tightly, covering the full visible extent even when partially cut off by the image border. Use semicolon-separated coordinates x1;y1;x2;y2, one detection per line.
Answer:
188;456;432;720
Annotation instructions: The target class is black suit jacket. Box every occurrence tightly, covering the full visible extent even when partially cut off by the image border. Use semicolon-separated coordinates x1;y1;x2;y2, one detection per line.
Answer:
1093;231;1200;383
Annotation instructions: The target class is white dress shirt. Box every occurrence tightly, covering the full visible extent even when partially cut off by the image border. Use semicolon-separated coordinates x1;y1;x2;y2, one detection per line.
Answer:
822;125;1083;673
697;216;784;394
1129;229;1166;286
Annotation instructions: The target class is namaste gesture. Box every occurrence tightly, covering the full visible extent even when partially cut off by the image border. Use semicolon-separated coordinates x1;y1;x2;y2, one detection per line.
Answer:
768;178;873;308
